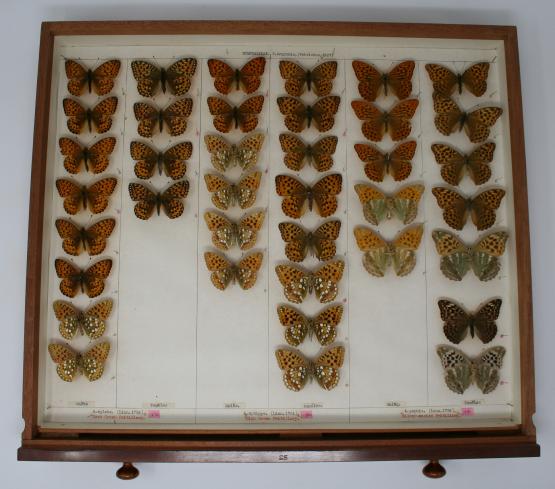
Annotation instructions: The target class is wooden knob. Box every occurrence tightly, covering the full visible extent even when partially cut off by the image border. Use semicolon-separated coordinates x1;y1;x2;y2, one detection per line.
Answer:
422;459;446;478
116;462;140;480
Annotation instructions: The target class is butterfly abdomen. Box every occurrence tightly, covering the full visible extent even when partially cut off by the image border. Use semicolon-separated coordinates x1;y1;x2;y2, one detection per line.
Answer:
305;70;313;92
382;73;389;96
156;151;165;176
86;108;93;132
234;68;241;90
305;105;314;128
457;73;464;94
82;147;91;172
459;111;468;132
160;68;168;93
86;69;93;94
157;110;164;134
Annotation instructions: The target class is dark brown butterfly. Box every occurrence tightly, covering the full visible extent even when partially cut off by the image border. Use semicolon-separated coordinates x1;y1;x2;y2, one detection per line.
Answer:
352;60;415;101
58;137;116;174
278;220;341;262
279;134;338;172
65;59;121;96
131;58;197;97
279;60;337;96
55;218;116;256
133;99;193;137
206;95;264;133
54;258;112;298
56;177;117;215
128;181;189;220
426;62;490;97
354;140;417;182
277;96;340;133
129;141;192;180
438;298;501;344
63;97;118;134
432;142;496;186
207;57;266;94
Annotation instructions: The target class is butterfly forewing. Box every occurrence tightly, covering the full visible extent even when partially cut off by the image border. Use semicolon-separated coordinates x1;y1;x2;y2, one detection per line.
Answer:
314;346;345;390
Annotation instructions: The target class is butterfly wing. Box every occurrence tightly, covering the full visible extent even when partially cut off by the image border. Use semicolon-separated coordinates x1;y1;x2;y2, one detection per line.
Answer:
81;342;110;381
313;304;343;346
52;300;80;340
465;106;503;143
467;142;496;185
128;183;157;220
279;60;308;96
277;96;307;133
278;222;307;262
386;60;415;99
207;96;235;133
165;57;197;95
160;180;189;219
314;346;345;390
354;143;387;181
312;220;341;261
311;135;338;172
236;95;264;133
56;179;82;215
388;99;419;141
236;252;263;290
58;137;84;174
204;211;235;250
91;96;118;134
474;346;505;394
83;259;112;298
133;102;159;138
84;218;116;255
309;61;337;96
87;177;117;214
461;62;490;97
431;143;466;186
55;219;82;256
389;140;417;181
204;252;233;290
63;98;87;134
275;264;309;304
275;175;308;218
207;59;235;94
473;298;501;343
54;258;81;297
438;299;471;344
432;230;471;281
130;141;158;179
470;189;505;230
65;60;88;96
163;98;193;136
131;60;161;97
313;173;342;217
352;60;383;101
237;171;261;209
471;231;508;281
275;349;309;391
237;211;265;250
313;260;344;303
354;184;387;225
351;100;384;141
279;133;307;171
425;63;459;96
392;224;423;276
238;57;266;94
433;93;463;136
204;174;232;210
91;59;120;95
432;187;468;230
354;226;389;277
87;137;116;174
390;184;424;224
311;96;340;132
48;343;78;382
277;305;309;346
82;299;113;340
236;133;265;171
436;346;473;394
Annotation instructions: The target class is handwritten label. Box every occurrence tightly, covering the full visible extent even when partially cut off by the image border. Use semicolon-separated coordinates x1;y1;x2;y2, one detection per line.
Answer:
386;401;407;407
242;50;335;60
141;402;175;409
464;399;484;405
242;410;316;423
224;402;246;409
303;402;323;409
400;407;460;419
68;401;95;407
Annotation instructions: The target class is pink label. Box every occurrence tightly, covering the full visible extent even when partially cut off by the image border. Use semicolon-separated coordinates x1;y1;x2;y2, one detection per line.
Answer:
300;410;313;419
460;407;475;416
147;410;161;419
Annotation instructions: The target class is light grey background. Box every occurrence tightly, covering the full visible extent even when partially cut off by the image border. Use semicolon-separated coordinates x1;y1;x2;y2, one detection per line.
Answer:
1;0;553;487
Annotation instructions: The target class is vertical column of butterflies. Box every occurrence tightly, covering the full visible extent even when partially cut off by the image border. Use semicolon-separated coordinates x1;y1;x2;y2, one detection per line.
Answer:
202;57;267;291
350;60;425;278
274;59;346;392
49;58;122;382
426;62;508;395
128;58;197;219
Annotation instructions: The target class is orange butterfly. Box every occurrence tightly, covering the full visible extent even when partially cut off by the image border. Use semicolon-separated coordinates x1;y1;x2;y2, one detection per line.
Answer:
433;93;502;143
54;258;112;298
279;60;337;96
58;137;116;174
426;62;490;97
133;99;193;138
131;58;197;97
63;97;118;134
354;140;416;182
275;174;342;218
351;99;419;141
56;177;117;215
277;96;340;132
352;60;415;101
65;59;121;96
128;181;189;220
207;57;266;94
206;95;264;133
129;141;192;180
279;134;338;172
432;142;496;186
55;218;116;256
204;251;263;290
278;220;341;262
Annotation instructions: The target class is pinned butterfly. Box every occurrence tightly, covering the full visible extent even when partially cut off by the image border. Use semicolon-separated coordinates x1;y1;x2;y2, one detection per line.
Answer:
207;95;264;133
54;258;112;298
204;133;264;172
53;299;113;340
277;96;340;133
130;141;192;180
204;210;265;251
279;60;337;96
131;58;197;97
355;184;424;225
48;342;110;382
207;57;266;94
63;97;118;134
278;220;341;262
352;60;415;101
55;218;115;256
59;137;116;174
279;134;337;172
204;172;261;210
277;304;343;346
65;59;120;96
56;177;117;215
133;99;193;137
204;251;263;291
128;181;189;219
354;140;416;182
432;142;495;186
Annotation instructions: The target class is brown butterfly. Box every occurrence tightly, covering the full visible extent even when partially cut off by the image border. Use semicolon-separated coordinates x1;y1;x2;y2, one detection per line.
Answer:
204;172;261;210
277;96;340;133
206;95;264;133
131;58;197;97
432;142;496;186
279;134;338;172
128;181;189;220
354;140;416;182
426;62;490;97
53;299;113;340
279;60;337;96
278;220;341;262
275;259;345;304
432;93;503;143
438;298;501;344
351;99;419;141
56;177;117;215
277;304;343;346
207;57;266;94
352;60;415;101
275;174;342;219
48;341;110;382
54;258;112;298
65;59;121;96
59;137;116;174
55;218;116;256
432;187;505;231
129;141;192;180
63;97;118;134
204;210;265;251
204;133;265;172
133;99;193;137
204;251;263;290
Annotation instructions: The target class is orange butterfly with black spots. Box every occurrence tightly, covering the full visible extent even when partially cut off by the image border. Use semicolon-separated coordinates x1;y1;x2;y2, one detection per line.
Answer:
55;218;116;256
426;62;490;97
352;60;415;101
55;258;112;298
63;97;118;134
58;137;116;174
277;96;340;133
133;99;193;138
129;141;192;180
279;60;337;96
56;177;117;215
207;57;266;94
128;181;189;220
65;59;121;96
354;140;417;182
206;95;264;133
131;58;197;97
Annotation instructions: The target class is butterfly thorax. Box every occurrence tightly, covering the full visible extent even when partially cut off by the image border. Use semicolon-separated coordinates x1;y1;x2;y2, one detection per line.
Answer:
305;232;318;256
156;110;165;133
156;151;165;176
384;243;396;257
85;108;93;132
232;106;240;129
81;147;92;172
305;144;315;162
160;68;168;93
305;69;313;92
80;185;89;210
72;269;88;294
457;73;464;94
228;222;240;246
154;192;164;215
77;226;90;252
468;317;476;338
234;69;242;90
86;69;93;94
458;111;468;132
381;111;392;132
381;73;390;96
305;187;315;211
305;105;314;128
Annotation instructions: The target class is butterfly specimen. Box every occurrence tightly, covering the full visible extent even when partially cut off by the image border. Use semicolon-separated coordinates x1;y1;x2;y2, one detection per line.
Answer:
432;187;505;231
128;181;189;219
278;220;341;262
276;96;341;133
354;184;424;225
53;299;113;340
204;251;263;290
131;58;197;97
56;177;117;215
204;210;265;251
354;224;424;277
354;140;416;182
65;59;121;96
279;60;337;96
63;97;118;134
133;99;193;137
279;134;338;172
48;342;110;382
59;137;116;174
275;346;345;391
432;142;496;186
437;345;505;394
55;218;116;256
352;60;415;101
54;258;112;298
204;172;261;210
129;141;192;180
275;259;345;304
351;99;419;141
206;95;264;133
425;62;490;97
277;304;343;346
432;230;509;281
207;57;266;94
204;133;265;172
432;93;503;143
438;298;501;344
275;174;342;219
